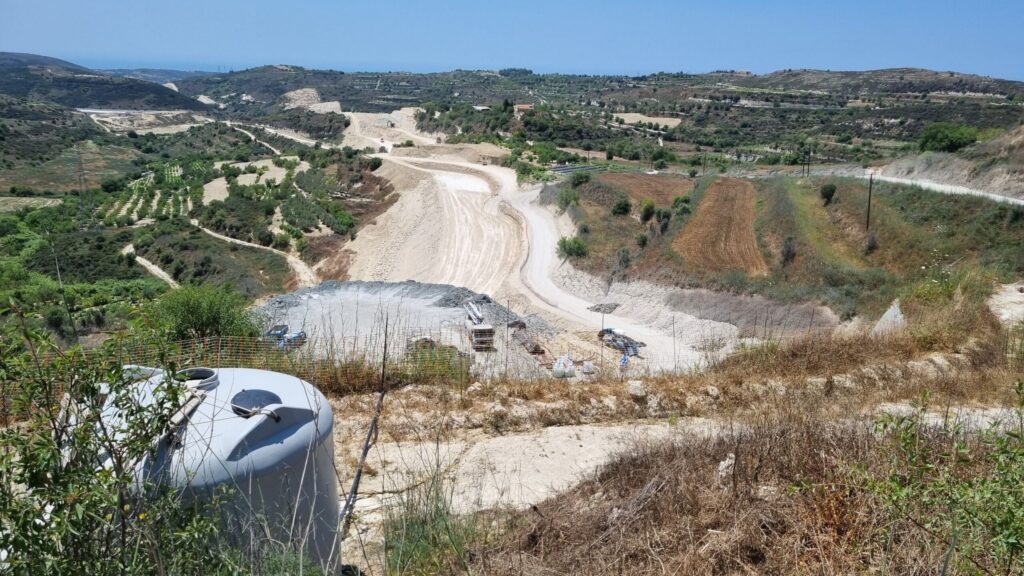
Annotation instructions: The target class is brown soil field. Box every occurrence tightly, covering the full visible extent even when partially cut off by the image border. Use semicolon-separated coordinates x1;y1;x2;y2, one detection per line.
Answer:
673;177;768;276
599;172;694;205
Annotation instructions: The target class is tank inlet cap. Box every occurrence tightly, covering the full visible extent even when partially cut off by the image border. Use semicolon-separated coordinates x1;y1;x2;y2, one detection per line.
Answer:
231;389;283;420
174;367;219;390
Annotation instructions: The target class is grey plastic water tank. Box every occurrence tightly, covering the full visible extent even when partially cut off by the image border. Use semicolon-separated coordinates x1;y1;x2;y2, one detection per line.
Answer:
118;367;339;570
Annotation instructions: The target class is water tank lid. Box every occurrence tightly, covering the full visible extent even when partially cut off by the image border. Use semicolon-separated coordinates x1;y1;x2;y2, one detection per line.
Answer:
231;389;283;418
175;367;219;390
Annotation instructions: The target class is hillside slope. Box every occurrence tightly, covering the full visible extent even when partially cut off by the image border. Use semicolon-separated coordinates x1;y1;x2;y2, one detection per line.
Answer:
0;94;102;170
734;68;1024;97
100;68;212;84
880;124;1024;200
0;52;206;110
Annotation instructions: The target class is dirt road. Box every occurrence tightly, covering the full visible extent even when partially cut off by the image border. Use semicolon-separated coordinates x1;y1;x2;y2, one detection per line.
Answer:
121;244;179;288
862;169;1024;206
344;108;440;151
346;153;718;368
282;110;741;369
224;122;282;155
189;219;319;288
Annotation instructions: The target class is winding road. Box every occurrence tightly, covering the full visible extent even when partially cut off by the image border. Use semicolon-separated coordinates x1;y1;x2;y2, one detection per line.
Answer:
189;219;319;288
344;153;703;368
121;244;179;288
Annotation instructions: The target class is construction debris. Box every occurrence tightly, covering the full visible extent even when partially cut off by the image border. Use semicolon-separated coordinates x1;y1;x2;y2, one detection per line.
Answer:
598;328;646;357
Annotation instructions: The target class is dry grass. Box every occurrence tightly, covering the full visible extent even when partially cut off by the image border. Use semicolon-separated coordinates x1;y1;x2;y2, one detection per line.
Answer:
0;196;61;212
467;397;1022;575
598;172;694;205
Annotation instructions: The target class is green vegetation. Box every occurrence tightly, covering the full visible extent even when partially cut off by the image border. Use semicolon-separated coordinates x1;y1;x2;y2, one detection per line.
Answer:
569;171;591;187
555;186;579;210
0;328;323;574
919;122;979;152
819;182;837;205
0;197;168;338
639;199;655;222
133;220;291;297
556;236;588;259
611;197;631;215
150;284;262;340
0;52;205;110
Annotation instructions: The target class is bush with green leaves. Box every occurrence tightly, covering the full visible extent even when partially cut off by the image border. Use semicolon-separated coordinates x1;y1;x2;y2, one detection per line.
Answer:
871;390;1024;573
918;122;978;153
570;171;591;187
556;187;580;210
611;197;631;216
0;328;323;574
150;284;262;340
556;236;588;259
0;331;226;574
639;199;656;222
820;183;837;206
672;195;691;216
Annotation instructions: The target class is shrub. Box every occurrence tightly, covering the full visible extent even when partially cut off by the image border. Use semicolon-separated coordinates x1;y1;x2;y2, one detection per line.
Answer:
919;122;978;152
639;199;656;222
151;284;261;340
577;222;590;235
611;198;631;216
570;171;591;187
556;236;588;259
864;231;878;255
781;236;797;267
617;248;631;269
0;333;241;574
255;228;273;246
272;233;291;251
636;233;648;248
556;187;580;210
820;183;837;206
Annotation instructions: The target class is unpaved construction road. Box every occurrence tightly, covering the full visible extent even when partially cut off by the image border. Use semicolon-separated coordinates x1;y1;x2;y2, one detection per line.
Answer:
341;119;726;368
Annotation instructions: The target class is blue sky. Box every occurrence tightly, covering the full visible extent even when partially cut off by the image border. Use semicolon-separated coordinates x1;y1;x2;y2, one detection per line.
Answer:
2;0;1022;79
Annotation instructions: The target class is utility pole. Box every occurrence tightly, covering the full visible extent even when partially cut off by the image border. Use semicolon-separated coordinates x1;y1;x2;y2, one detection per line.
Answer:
865;173;874;231
505;299;510;377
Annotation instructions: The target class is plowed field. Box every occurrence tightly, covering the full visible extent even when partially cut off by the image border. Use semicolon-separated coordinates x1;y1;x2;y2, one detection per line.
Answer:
599;172;694;205
673;178;768;276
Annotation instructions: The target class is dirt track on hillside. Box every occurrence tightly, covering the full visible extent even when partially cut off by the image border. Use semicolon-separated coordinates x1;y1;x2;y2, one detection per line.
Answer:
673;178;768;276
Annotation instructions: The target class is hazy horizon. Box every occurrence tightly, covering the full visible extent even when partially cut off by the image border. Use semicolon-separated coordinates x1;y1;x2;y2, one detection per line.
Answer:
2;0;1024;81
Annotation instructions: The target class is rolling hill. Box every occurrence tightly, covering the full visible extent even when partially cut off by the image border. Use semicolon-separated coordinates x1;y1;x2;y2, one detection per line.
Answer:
733;68;1024;97
880;123;1024;199
0;52;207;110
100;68;212;85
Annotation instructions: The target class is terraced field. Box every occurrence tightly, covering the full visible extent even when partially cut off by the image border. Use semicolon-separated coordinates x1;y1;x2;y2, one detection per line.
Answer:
673;177;768;276
0;196;60;212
